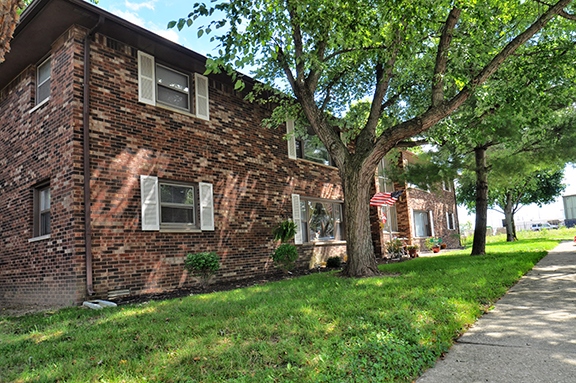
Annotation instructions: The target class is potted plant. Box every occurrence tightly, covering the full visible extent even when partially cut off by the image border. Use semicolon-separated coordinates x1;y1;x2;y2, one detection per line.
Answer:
425;237;441;253
406;244;419;258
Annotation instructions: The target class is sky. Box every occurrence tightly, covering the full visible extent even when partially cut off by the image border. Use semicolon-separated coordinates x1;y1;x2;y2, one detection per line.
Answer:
96;0;576;230
97;0;216;55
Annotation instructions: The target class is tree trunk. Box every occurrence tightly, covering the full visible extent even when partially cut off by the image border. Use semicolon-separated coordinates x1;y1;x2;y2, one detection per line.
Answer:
341;166;380;277
503;193;517;242
471;146;488;256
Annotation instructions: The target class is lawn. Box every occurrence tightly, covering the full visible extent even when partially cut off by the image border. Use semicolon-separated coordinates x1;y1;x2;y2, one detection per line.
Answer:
0;233;569;383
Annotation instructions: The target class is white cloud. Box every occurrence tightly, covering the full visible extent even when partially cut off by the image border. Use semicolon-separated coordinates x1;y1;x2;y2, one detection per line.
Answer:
113;10;147;27
125;0;156;11
149;26;180;44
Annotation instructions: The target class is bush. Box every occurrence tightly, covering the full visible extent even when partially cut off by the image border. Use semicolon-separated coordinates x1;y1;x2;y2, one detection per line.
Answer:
271;243;299;272
326;256;342;268
272;220;297;243
184;252;220;288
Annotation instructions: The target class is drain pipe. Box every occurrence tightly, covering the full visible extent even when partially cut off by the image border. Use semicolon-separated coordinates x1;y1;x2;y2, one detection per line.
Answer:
83;16;104;296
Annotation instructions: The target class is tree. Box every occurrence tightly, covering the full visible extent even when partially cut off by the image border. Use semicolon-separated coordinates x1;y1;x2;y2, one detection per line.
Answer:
421;29;576;253
173;0;575;276
0;0;23;63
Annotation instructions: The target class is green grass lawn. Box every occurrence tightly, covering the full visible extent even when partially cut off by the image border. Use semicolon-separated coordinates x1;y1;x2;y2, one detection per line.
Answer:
0;233;570;383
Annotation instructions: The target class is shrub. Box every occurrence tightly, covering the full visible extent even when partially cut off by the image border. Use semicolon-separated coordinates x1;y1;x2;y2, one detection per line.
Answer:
326;256;342;268
184;252;220;288
272;220;297;243
271;243;299;272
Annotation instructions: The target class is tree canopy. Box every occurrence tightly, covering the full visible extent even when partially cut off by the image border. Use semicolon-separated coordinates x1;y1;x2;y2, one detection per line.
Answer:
173;0;576;275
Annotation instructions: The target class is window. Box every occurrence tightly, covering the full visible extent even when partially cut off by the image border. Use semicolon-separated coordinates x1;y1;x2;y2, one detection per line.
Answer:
446;212;456;230
140;176;214;231
286;120;334;166
377;159;398;232
413;210;432;237
291;194;344;244
442;180;453;192
33;183;51;237
156;65;190;111
160;183;196;227
138;51;209;120
36;57;51;105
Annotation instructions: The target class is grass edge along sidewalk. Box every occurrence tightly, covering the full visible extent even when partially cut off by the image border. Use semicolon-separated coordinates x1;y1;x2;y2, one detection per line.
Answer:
0;237;562;382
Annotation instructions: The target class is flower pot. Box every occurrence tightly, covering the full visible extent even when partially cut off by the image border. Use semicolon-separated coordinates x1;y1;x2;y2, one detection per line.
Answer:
432;246;440;253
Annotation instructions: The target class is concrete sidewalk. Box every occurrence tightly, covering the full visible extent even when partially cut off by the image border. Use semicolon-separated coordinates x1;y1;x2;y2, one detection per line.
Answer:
417;241;576;383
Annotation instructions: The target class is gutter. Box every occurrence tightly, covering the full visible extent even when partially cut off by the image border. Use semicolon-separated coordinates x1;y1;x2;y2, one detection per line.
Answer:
83;15;104;296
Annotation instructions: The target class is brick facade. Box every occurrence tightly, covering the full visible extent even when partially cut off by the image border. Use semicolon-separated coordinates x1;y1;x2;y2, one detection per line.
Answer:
1;0;458;309
0;14;345;308
371;151;461;255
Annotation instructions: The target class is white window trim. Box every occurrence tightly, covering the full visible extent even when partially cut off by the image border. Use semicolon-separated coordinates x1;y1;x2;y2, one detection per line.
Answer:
291;194;302;244
36;57;51;105
446;212;456;230
140;175;214;232
138;50;209;120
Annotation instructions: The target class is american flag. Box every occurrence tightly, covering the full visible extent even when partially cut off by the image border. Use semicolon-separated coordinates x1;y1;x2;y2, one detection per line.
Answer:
370;190;404;206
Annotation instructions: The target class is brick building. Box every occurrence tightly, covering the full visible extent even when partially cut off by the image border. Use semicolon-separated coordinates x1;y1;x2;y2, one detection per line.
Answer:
0;0;459;309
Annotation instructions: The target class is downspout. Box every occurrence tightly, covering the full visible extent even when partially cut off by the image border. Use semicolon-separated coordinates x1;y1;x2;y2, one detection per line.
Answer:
83;16;104;296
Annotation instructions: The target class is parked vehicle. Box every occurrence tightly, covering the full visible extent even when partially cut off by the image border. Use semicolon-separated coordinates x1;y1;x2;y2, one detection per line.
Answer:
530;223;558;231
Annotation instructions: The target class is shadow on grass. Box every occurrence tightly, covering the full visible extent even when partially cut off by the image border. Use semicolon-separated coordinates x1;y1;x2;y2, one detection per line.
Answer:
0;239;563;382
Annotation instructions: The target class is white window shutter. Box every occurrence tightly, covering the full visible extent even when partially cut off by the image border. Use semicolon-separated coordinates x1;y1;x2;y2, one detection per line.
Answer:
195;73;209;120
199;182;215;231
286;120;297;159
291;194;302;244
140;175;160;231
429;210;435;236
138;51;156;106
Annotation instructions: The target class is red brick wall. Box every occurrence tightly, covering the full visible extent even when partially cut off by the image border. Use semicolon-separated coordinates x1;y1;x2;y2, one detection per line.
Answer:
0;28;87;308
85;31;345;299
0;26;346;308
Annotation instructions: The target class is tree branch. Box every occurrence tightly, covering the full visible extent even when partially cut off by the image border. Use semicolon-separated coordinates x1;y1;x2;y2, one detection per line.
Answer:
432;7;461;107
285;0;305;83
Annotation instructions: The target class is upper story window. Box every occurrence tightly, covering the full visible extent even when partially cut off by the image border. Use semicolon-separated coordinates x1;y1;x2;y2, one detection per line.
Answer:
286;120;334;167
33;183;51;237
137;51;209;120
156;65;190;111
36;57;51;105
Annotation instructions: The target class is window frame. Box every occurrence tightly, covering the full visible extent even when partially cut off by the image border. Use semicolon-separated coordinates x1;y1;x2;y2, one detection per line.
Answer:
140;175;214;232
446;212;456;230
298;197;344;243
155;63;191;112
159;181;198;230
36;57;51;106
413;210;433;238
286;120;335;167
33;182;51;238
137;51;209;120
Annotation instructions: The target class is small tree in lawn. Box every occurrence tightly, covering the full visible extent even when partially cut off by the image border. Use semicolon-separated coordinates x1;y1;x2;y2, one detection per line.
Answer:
184;252;220;289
